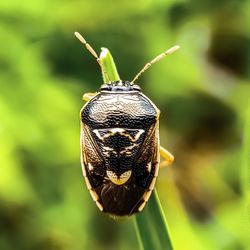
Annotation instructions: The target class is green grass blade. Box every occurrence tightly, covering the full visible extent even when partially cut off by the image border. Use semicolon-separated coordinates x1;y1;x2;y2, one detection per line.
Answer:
100;48;120;83
99;48;173;250
134;190;174;250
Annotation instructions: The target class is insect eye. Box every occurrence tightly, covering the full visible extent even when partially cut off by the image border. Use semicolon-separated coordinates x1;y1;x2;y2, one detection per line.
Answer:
132;85;141;91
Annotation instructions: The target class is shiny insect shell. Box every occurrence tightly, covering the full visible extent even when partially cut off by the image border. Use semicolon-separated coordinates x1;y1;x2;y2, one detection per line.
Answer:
75;32;178;216
80;82;160;216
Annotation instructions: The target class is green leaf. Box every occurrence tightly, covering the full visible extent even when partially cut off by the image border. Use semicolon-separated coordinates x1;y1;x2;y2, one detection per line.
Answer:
99;47;174;250
134;191;174;250
100;48;120;83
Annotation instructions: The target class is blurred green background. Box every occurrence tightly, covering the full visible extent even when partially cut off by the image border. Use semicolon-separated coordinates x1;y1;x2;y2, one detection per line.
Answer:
1;0;250;249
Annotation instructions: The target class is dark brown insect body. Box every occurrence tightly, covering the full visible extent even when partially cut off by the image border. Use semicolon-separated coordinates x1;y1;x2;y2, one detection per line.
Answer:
80;81;160;216
75;31;177;216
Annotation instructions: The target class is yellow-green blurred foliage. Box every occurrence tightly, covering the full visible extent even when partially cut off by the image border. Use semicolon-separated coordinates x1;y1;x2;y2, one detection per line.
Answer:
0;0;250;249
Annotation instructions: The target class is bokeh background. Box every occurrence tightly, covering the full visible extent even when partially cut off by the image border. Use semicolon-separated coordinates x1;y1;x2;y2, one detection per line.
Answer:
1;0;250;249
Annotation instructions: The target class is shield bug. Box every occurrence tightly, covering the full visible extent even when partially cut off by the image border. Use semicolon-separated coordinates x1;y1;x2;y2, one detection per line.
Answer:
75;32;179;216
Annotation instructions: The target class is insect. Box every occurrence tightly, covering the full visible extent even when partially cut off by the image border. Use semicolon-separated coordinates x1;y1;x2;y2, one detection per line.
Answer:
75;32;179;216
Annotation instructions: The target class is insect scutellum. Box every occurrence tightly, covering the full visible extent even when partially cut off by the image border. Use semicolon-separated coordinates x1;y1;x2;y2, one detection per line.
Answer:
74;31;180;86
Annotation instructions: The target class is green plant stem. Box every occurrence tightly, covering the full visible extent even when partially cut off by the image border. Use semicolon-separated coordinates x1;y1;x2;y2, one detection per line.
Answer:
134;191;173;250
100;48;120;83
99;47;174;250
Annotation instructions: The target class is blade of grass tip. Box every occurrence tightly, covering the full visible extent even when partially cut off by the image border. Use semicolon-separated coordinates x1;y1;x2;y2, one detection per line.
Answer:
99;48;173;250
241;99;250;240
100;48;120;83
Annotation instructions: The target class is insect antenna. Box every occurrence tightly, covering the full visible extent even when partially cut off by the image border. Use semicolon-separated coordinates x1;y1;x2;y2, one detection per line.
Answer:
74;32;110;82
131;45;180;84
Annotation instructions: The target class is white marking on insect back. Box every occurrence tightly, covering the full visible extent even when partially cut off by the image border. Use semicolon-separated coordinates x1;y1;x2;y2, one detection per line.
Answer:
120;143;139;155
106;170;132;185
111;128;124;133
92;129;102;140
120;129;144;142
155;122;160;177
80;154;87;177
138;191;152;212
103;146;114;151
146;162;152;172
143;190;152;202
84;177;92;190
80;126;87;177
88;163;94;171
154;161;160;177
138;201;146;212
81;163;87;177
93;128;124;141
89;190;99;201
96;201;103;211
149;177;157;191
102;146;117;157
93;128;144;142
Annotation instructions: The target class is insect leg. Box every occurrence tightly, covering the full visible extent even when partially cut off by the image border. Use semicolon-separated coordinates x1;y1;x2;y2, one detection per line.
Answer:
82;92;97;102
160;146;174;168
